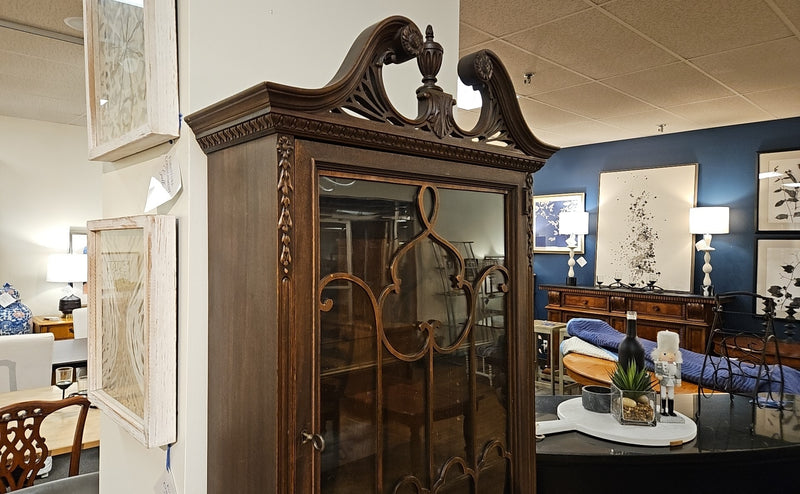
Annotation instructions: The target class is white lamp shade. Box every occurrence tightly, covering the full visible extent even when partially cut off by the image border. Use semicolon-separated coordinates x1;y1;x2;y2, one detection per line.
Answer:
558;211;589;235
689;207;729;235
46;254;88;283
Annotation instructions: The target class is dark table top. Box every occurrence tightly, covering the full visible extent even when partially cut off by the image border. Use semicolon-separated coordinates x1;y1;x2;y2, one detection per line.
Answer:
535;392;800;456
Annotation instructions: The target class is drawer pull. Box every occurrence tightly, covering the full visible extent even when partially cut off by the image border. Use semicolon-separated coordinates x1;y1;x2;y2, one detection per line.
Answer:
652;306;661;312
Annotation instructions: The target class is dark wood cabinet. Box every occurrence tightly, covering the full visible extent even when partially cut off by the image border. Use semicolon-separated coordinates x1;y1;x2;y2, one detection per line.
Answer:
186;17;556;494
539;284;717;353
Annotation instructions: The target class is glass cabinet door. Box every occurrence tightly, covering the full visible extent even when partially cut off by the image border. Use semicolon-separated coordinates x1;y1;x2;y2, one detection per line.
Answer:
318;175;510;493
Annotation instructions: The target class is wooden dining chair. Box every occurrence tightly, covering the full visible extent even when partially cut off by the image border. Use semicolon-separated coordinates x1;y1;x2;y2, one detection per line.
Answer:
0;395;91;491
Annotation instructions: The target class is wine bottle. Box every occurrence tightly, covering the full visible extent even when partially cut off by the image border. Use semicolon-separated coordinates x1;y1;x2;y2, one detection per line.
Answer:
618;311;645;372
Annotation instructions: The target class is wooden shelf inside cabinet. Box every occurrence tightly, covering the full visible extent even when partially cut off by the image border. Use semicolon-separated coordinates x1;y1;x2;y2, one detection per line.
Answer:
539;284;720;354
32;315;74;340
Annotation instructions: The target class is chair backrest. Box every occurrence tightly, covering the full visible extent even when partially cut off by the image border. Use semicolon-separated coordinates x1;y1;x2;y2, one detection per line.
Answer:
71;308;88;340
0;333;54;393
0;396;91;491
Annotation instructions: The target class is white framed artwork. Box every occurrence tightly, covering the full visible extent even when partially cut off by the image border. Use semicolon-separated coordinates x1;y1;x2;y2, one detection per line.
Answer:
596;163;697;291
83;0;179;161
757;149;800;232
86;214;177;448
757;239;800;319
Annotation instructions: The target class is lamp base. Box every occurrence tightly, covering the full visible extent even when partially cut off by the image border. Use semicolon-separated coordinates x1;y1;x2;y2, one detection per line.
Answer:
566;276;577;286
701;284;714;297
58;294;81;317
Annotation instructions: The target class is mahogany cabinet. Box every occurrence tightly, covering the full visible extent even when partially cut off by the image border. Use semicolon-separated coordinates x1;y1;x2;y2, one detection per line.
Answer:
539;284;717;353
186;17;556;493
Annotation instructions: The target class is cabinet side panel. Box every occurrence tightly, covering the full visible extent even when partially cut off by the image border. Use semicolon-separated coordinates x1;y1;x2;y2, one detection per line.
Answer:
207;135;279;493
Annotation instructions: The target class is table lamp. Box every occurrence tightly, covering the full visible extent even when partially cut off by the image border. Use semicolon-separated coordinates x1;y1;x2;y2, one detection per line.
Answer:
689;207;729;296
46;253;87;318
558;211;589;286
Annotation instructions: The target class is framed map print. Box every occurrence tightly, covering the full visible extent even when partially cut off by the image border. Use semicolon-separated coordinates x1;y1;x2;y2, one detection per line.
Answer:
83;0;179;162
533;192;585;253
87;215;176;447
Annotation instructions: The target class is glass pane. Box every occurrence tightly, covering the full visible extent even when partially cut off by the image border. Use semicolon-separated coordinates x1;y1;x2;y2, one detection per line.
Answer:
97;228;146;418
319;176;508;493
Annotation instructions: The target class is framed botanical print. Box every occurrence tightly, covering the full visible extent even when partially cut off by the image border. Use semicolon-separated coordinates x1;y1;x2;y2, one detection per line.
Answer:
87;214;176;448
757;149;800;231
83;0;179;162
756;238;800;319
596;163;697;291
533;192;586;253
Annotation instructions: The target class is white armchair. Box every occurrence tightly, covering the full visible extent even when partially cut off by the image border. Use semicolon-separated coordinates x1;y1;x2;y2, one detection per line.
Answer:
0;332;55;393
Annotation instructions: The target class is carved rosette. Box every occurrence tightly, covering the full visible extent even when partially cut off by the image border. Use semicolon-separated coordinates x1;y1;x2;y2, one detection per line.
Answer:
277;135;294;276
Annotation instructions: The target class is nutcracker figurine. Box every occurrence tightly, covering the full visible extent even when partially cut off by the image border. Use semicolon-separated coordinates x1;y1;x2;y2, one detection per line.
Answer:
652;331;682;416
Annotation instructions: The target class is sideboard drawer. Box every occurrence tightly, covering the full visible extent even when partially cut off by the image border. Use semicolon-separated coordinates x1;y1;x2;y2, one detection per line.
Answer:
630;300;683;319
562;294;608;311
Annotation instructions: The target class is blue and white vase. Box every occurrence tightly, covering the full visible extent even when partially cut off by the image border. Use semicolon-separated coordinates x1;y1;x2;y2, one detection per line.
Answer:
0;283;33;335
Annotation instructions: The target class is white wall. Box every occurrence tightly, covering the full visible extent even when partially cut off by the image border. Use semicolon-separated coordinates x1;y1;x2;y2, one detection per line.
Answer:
97;1;459;493
0;116;101;316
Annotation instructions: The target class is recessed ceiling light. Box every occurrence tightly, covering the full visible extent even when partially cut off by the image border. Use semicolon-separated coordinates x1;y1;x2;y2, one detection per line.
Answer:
64;17;83;32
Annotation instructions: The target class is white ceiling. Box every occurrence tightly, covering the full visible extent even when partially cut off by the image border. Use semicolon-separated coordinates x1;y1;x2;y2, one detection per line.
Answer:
1;0;799;148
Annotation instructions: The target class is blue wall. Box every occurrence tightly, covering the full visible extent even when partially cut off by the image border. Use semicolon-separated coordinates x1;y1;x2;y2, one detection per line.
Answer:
532;116;800;320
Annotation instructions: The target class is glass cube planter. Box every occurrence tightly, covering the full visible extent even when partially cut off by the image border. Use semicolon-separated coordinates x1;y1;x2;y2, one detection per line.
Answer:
610;384;656;426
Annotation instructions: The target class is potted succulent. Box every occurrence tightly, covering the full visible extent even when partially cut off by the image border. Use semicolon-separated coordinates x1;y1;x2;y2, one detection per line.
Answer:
609;363;657;426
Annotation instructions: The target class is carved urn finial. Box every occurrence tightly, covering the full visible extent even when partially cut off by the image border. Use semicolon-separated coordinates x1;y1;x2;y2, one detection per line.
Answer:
417;25;443;89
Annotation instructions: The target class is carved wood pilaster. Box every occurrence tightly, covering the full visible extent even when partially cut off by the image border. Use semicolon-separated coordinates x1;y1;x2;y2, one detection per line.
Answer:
278;135;295;278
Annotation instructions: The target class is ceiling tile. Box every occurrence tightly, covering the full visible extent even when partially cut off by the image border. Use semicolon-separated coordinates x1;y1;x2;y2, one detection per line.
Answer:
532;82;655;119
602;62;734;107
667;96;774;127
772;0;800;30
539;119;638;147
605;0;791;58
518;97;593;129
692;37;800;94
506;9;677;79
746;85;800;118
465;40;591;96
601;109;697;136
0;0;83;37
0;30;83;65
460;0;589;37
0;91;85;125
458;23;492;51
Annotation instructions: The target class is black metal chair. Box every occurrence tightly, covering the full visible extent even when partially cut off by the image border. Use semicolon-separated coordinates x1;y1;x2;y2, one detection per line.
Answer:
698;291;785;422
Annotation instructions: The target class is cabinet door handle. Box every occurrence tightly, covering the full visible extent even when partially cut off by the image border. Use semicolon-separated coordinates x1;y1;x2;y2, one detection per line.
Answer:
301;431;325;452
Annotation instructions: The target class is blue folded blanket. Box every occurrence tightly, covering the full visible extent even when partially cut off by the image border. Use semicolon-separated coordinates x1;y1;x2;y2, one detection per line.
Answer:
566;317;800;396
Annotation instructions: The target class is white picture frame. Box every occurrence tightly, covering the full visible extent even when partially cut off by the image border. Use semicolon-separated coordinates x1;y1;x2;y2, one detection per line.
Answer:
596;163;697;291
83;0;179;162
757;149;800;232
87;215;176;448
757;238;800;319
533;192;586;254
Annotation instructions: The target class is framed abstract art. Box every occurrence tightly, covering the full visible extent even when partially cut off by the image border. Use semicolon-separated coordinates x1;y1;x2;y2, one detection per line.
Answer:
596;163;697;291
87;214;176;448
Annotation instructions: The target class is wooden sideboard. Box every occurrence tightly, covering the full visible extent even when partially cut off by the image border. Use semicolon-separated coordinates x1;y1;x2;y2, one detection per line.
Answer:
539;284;718;354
